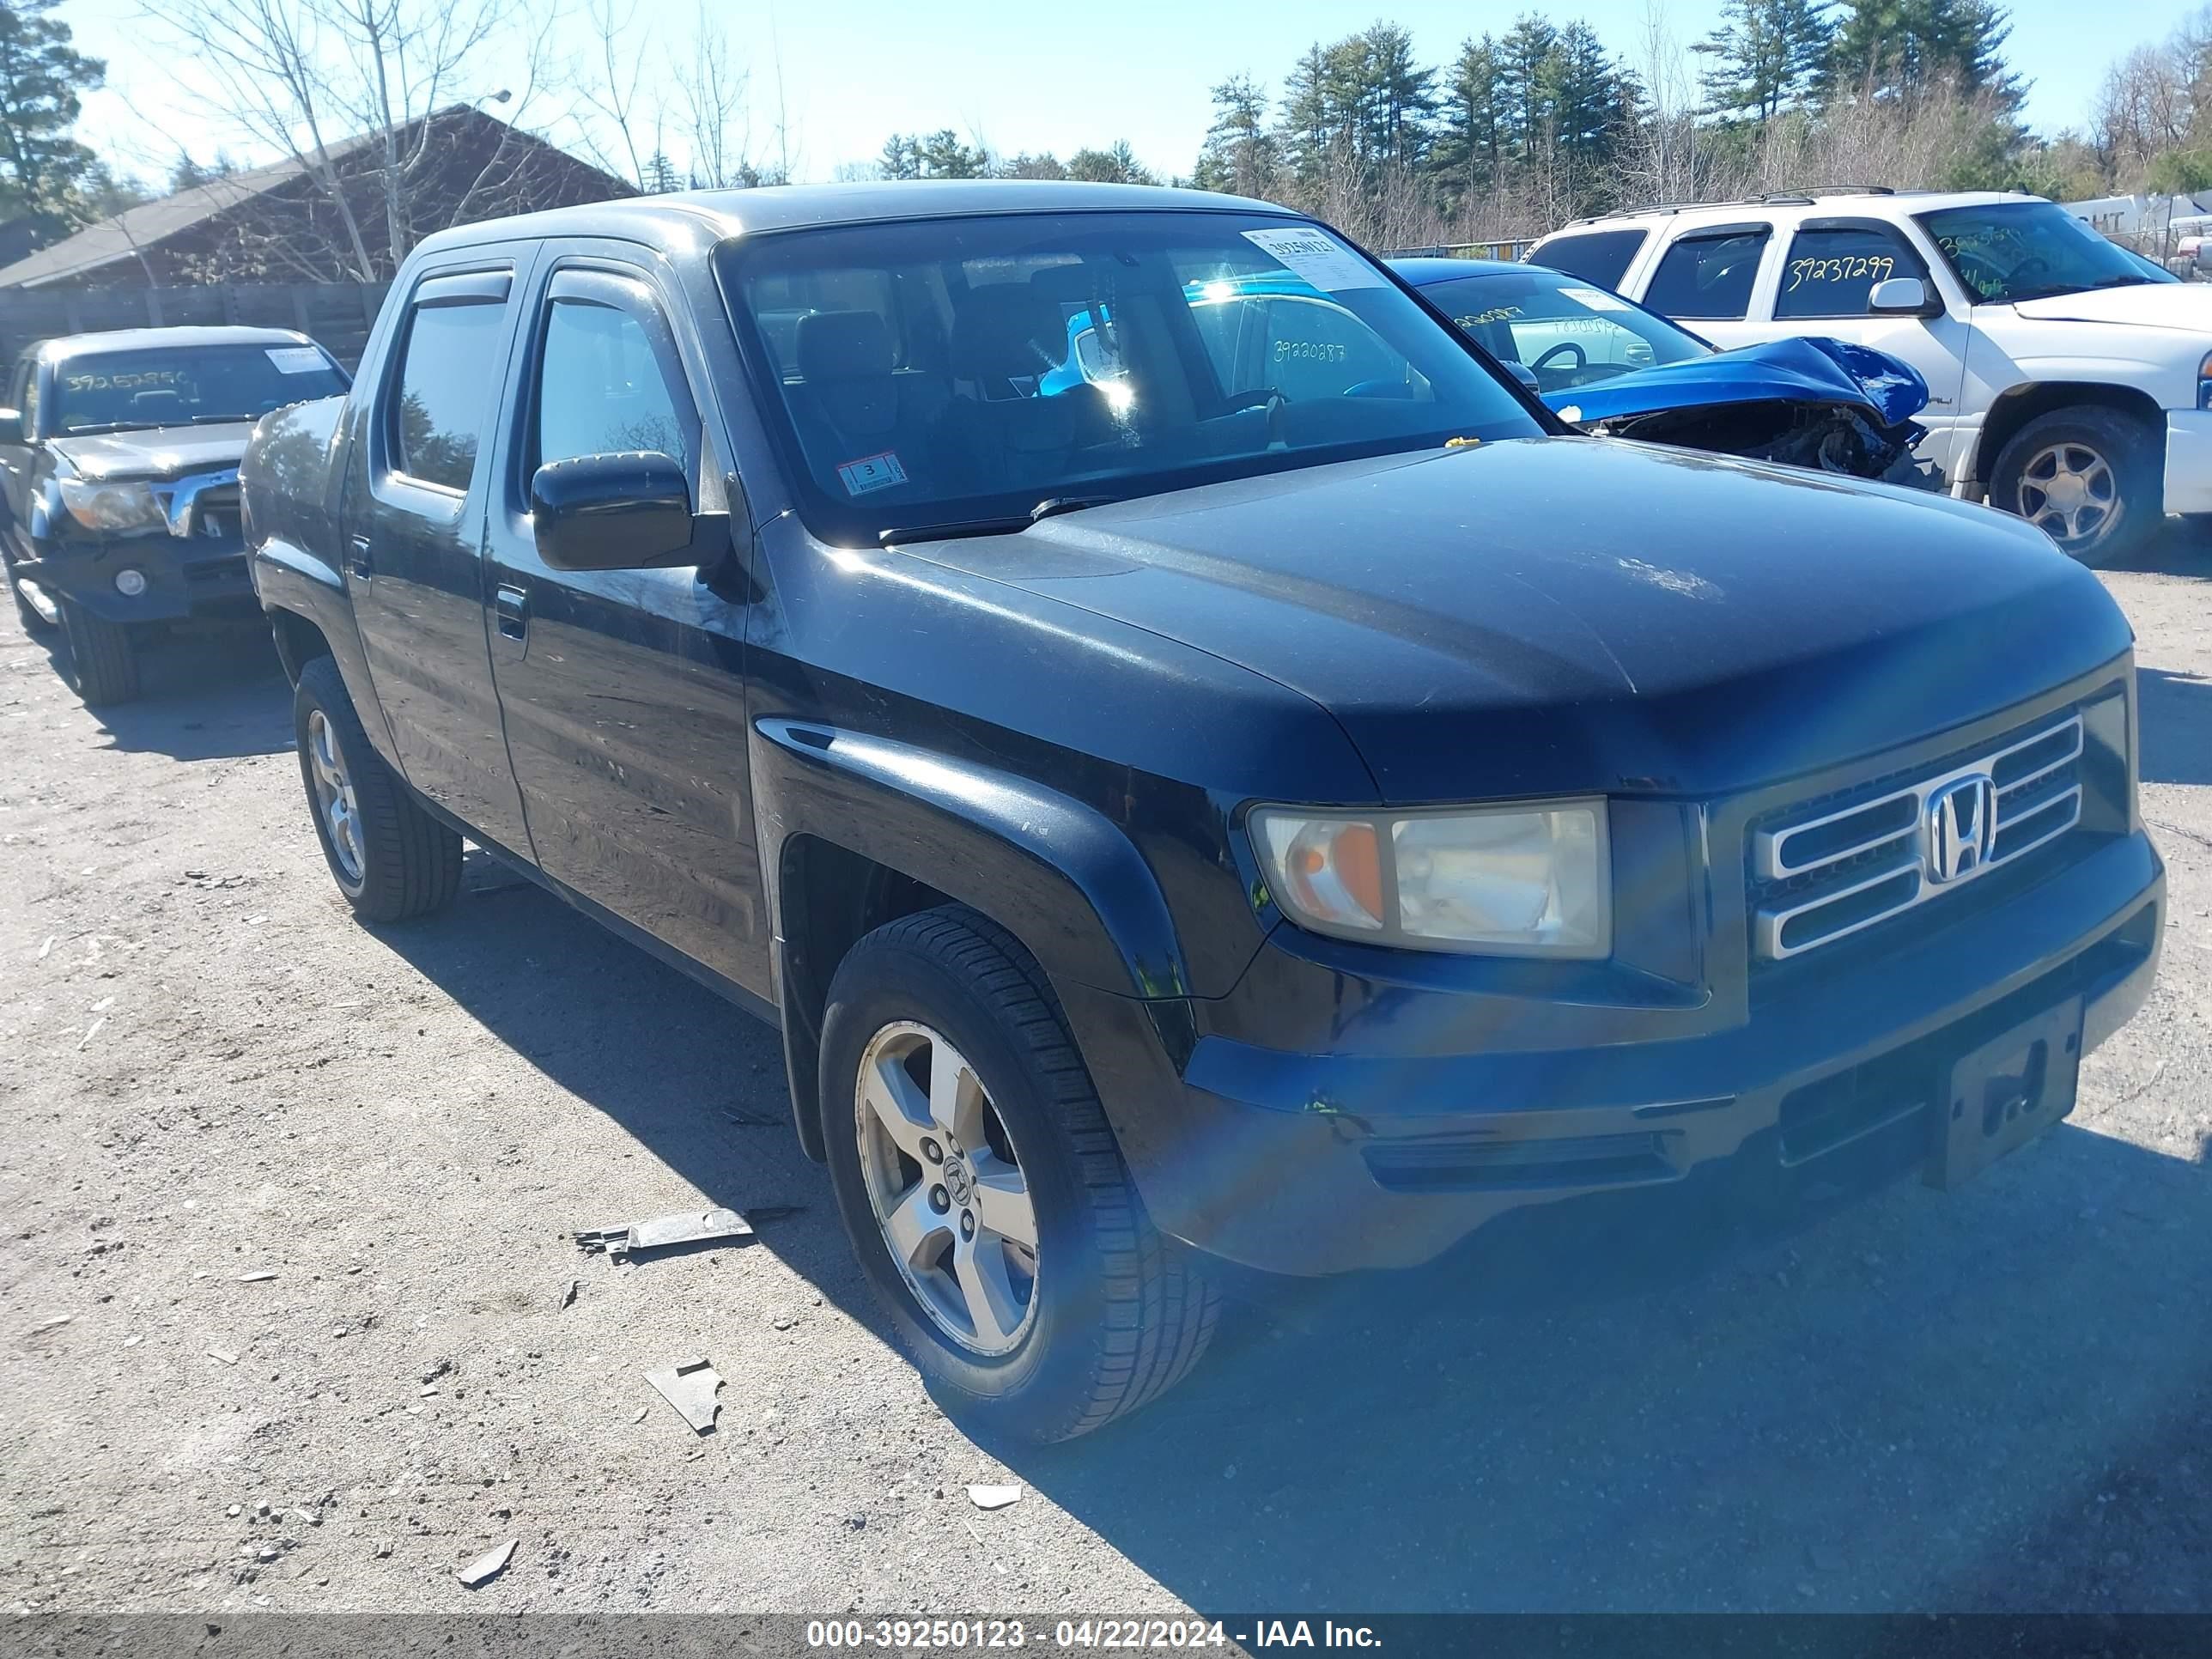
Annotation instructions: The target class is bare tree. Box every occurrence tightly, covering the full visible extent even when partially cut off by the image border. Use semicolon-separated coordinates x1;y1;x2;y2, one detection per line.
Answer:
149;0;556;278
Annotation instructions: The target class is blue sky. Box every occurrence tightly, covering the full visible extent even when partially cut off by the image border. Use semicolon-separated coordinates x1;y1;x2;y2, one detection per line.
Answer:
64;0;2194;189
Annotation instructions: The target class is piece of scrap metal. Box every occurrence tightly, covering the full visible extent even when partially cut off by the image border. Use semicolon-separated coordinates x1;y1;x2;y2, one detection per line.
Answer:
574;1206;752;1257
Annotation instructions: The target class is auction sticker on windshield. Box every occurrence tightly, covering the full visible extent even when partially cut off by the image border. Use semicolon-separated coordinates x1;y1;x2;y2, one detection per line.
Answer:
837;451;909;495
265;347;329;374
1241;228;1383;291
1559;286;1632;312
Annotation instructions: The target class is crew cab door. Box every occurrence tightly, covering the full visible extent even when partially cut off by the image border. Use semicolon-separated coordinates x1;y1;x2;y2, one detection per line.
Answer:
345;258;536;857
1767;217;1975;480
480;247;769;996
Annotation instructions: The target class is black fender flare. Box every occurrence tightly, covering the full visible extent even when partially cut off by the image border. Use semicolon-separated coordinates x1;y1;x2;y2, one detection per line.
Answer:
252;542;406;775
751;717;1196;1156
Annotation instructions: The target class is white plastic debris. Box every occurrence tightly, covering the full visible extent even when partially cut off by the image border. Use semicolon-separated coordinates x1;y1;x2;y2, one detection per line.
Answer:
644;1358;723;1432
456;1539;516;1588
208;1348;239;1365
967;1485;1022;1511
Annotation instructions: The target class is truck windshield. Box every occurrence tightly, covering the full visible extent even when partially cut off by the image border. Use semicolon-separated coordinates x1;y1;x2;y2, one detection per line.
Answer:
716;210;1543;543
50;343;348;434
1915;200;2179;305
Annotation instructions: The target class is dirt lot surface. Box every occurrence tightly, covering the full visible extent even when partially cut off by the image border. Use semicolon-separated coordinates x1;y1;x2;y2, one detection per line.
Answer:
3;529;2209;1620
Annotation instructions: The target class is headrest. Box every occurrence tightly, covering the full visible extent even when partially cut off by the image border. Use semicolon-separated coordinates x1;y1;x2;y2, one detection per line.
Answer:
951;292;1068;382
796;311;892;381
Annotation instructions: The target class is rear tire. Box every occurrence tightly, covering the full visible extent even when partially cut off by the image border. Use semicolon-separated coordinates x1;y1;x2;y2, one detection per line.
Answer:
292;654;461;922
820;906;1218;1441
58;597;137;705
1990;406;2160;567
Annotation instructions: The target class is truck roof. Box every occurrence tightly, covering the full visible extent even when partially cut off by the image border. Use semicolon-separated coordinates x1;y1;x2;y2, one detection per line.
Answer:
37;325;315;362
1551;189;2038;234
409;179;1298;261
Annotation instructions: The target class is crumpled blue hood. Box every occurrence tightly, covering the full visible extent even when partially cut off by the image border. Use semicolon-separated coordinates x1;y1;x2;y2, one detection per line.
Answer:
1547;335;1929;428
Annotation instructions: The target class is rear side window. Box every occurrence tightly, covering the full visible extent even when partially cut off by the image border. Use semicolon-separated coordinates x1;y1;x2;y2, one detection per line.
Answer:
1531;228;1648;290
1776;225;1924;319
1643;228;1771;321
536;297;692;468
391;301;507;491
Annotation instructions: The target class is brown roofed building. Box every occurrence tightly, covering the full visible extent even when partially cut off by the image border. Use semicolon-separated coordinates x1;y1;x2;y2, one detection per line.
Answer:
0;106;634;289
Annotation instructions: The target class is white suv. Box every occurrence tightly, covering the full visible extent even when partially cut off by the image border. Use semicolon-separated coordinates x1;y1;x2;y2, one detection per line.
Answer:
1529;190;2212;562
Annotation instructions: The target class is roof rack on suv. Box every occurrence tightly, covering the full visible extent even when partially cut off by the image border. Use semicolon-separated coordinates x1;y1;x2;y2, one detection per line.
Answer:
1769;185;1896;200
1605;185;1899;219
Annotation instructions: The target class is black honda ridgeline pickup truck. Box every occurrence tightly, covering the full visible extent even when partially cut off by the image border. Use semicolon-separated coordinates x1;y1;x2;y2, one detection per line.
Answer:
240;183;2164;1441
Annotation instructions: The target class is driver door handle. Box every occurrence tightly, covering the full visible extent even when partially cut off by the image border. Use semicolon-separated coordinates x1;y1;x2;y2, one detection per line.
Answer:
346;534;372;578
495;583;528;649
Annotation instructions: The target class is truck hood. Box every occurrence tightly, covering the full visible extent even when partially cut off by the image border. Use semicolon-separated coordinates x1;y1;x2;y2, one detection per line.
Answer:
49;422;255;481
906;438;2129;801
1551;336;1929;428
2006;282;2212;335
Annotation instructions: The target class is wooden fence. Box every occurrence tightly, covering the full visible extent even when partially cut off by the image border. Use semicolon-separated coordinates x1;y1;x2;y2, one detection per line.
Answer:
0;281;392;369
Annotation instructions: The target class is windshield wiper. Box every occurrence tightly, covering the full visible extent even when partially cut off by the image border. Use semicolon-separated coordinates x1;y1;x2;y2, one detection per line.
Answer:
55;422;156;436
187;412;259;424
878;495;1118;546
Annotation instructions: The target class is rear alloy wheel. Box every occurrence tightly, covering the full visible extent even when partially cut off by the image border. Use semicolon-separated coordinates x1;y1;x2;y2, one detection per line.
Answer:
1991;407;2159;567
292;655;462;921
822;907;1218;1441
58;596;138;706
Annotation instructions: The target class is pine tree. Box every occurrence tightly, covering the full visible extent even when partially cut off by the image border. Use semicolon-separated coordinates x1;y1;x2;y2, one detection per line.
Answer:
1826;0;2021;110
1431;37;1507;206
0;0;106;240
1697;0;1835;122
1193;75;1281;198
1498;15;1561;166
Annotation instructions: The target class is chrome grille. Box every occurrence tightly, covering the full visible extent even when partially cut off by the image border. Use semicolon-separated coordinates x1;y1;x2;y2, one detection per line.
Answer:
1751;713;2082;962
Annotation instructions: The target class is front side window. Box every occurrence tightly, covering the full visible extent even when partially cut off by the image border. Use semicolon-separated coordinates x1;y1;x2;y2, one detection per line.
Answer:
391;302;507;492
1916;200;2178;305
1775;225;1925;319
536;296;691;469
1530;228;1649;289
47;343;346;435
1419;270;1707;394
719;210;1540;544
1642;228;1771;321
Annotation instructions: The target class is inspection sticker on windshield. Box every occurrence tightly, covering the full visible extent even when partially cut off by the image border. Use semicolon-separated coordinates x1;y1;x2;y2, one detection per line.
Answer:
1240;228;1382;292
264;346;328;374
1559;286;1632;313
837;450;908;495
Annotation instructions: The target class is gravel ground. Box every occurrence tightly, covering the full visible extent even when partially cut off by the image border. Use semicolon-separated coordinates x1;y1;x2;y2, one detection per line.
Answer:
2;526;2208;1619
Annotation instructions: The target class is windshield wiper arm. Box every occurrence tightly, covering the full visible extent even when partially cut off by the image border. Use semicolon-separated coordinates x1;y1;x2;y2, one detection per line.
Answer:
878;495;1118;546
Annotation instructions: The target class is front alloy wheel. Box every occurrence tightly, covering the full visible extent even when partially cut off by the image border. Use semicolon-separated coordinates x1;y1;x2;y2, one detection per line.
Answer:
819;907;1219;1440
854;1021;1039;1355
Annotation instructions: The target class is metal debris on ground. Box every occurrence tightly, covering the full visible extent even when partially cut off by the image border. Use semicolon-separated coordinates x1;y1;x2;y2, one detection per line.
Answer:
238;1272;277;1284
455;1539;516;1588
574;1206;753;1258
560;1277;580;1310
208;1348;239;1365
967;1485;1022;1511
76;1018;104;1049
28;1315;73;1335
644;1358;723;1432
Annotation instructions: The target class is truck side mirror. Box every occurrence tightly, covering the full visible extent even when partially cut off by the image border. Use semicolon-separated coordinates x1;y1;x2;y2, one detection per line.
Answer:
1504;362;1542;393
1869;276;1939;318
531;451;698;572
0;408;24;444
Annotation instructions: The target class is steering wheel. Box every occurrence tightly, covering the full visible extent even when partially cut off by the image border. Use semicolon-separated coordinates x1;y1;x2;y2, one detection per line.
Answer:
1530;341;1587;375
1222;386;1291;414
2008;255;2051;284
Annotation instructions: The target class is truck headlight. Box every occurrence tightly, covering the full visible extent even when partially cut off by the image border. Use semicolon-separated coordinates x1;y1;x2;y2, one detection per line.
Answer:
58;477;165;533
1252;800;1611;957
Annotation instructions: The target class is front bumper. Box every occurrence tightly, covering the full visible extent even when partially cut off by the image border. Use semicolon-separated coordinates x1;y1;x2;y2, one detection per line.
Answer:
2164;409;2212;516
1121;831;2160;1274
17;533;255;623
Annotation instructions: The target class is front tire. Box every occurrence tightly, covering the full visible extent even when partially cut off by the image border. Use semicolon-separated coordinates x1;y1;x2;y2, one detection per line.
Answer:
292;655;461;922
58;597;137;705
821;907;1218;1442
1990;406;2160;566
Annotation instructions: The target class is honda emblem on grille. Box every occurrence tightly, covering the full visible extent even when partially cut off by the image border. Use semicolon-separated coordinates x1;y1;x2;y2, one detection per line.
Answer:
1923;774;1998;884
